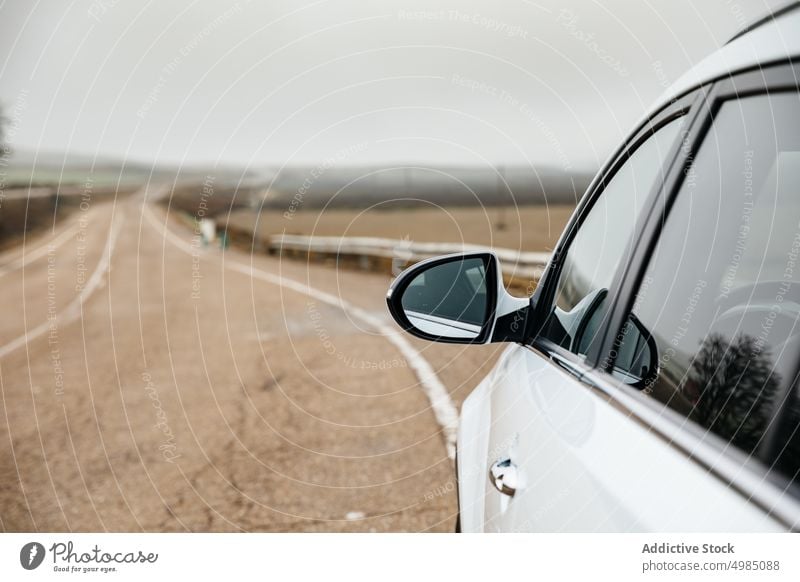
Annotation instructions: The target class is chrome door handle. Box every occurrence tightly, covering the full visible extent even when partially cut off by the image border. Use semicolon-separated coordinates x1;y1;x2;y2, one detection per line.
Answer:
489;457;519;497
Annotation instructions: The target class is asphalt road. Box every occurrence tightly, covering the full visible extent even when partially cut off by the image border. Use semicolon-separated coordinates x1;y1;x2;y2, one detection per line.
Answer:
0;187;505;532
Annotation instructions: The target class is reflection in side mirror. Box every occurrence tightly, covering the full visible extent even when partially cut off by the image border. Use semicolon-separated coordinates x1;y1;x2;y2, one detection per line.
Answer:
401;257;488;340
386;252;529;345
611;313;659;388
564;288;659;389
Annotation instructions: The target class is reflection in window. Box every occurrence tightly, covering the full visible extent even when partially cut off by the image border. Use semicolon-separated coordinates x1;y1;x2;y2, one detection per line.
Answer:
685;334;780;454
615;92;800;482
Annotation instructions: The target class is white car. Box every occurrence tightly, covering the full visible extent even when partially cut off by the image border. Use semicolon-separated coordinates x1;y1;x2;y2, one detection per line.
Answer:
386;5;800;532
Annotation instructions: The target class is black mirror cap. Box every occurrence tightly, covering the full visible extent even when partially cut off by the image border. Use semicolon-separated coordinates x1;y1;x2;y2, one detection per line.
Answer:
385;252;499;345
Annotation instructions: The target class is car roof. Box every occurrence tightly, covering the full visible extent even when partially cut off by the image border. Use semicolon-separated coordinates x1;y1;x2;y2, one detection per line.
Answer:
655;3;800;109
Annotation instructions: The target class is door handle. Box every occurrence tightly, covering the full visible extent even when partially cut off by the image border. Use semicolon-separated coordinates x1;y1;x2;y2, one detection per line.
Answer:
489;457;519;497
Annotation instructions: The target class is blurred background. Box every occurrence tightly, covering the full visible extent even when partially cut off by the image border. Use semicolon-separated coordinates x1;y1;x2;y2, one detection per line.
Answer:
0;0;787;532
1;0;782;251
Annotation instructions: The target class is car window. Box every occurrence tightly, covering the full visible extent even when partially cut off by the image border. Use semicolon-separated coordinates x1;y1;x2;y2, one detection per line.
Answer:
613;92;800;479
540;116;684;354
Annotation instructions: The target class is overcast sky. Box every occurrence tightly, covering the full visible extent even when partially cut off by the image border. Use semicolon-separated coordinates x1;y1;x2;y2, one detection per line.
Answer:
0;0;784;171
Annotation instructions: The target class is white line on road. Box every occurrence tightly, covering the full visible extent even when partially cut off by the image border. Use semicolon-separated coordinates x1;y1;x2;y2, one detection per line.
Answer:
0;222;80;278
0;211;124;360
142;204;459;459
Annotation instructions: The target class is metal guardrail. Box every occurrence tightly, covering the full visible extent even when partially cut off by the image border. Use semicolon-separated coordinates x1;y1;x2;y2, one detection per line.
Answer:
268;234;551;292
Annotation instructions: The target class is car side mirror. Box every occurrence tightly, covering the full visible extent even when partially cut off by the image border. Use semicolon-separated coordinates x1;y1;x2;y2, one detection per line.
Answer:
386;252;529;344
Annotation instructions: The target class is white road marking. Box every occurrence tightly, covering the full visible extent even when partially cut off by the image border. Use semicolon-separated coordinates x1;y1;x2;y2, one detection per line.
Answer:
142;204;459;459
0;221;80;278
345;511;365;520
0;211;124;360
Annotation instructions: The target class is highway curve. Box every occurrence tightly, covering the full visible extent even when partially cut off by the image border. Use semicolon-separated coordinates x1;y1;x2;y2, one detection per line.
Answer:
0;186;505;532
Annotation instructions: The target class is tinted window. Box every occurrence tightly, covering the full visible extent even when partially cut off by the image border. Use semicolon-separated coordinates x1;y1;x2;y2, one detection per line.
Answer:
615;93;800;478
541;117;684;353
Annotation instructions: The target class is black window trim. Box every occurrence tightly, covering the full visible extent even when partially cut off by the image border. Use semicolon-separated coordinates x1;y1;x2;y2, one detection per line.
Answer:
593;60;800;524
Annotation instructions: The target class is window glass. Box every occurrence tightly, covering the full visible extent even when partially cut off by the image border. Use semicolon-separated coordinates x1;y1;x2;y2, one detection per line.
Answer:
541;116;684;353
615;93;800;478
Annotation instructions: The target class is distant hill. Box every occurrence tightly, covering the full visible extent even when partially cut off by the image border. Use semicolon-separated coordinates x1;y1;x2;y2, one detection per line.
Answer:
253;165;594;210
1;149;254;189
165;164;595;218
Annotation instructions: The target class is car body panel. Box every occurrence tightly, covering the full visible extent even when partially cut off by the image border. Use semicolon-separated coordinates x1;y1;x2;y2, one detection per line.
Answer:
652;7;800;115
577;7;800;227
459;344;785;532
456;366;494;533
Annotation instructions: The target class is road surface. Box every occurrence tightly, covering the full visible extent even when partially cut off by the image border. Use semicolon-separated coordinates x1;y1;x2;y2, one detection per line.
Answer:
0;187;505;532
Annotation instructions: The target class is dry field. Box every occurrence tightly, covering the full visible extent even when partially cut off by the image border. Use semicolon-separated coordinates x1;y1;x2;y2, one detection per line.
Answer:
223;204;576;253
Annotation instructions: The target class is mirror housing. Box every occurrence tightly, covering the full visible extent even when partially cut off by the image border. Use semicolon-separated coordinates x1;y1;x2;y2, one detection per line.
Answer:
386;251;530;344
610;313;660;389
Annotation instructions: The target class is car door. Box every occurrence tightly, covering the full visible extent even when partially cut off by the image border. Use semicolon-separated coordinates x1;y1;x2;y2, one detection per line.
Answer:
484;63;800;531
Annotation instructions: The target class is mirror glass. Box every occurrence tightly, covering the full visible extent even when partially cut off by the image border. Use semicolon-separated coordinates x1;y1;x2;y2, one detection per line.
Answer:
400;257;489;339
